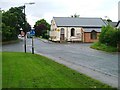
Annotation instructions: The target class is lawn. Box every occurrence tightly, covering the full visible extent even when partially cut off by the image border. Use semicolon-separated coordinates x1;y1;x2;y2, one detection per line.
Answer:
0;52;2;89
2;52;112;88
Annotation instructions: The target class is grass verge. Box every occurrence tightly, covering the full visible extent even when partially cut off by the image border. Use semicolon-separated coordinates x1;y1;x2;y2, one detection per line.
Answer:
2;52;112;88
0;52;2;90
91;42;118;52
2;39;21;45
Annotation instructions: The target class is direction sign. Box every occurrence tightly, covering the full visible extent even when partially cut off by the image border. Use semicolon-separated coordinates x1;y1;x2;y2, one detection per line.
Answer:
30;29;35;36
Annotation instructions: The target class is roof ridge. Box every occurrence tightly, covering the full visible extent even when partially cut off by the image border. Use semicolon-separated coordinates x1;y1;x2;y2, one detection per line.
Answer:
53;17;106;27
53;17;102;19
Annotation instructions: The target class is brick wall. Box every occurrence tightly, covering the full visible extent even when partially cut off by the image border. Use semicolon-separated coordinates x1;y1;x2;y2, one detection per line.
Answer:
83;32;100;43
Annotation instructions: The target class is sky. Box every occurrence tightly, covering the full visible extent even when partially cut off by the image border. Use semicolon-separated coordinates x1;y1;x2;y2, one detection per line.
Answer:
0;0;120;27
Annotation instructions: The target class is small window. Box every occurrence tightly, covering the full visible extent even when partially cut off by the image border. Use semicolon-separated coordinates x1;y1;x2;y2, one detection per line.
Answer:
61;28;64;34
91;30;97;39
71;28;75;36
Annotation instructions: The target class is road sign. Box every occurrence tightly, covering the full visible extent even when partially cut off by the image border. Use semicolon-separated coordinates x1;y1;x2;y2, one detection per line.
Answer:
30;29;35;36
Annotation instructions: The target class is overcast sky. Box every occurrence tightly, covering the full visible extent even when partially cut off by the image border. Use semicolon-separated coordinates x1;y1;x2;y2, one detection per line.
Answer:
0;0;119;27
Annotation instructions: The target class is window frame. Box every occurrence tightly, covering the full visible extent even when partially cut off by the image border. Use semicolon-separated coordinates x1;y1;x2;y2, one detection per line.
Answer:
61;28;65;34
71;28;75;36
91;30;97;39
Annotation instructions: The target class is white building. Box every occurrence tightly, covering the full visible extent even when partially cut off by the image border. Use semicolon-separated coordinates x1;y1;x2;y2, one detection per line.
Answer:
49;17;106;43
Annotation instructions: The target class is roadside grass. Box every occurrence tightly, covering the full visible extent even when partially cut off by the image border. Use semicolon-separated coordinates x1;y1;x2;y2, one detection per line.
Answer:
0;52;2;89
2;39;21;45
91;42;118;52
2;52;112;88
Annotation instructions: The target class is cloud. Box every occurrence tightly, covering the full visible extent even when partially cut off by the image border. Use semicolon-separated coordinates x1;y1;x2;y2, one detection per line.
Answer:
1;0;119;26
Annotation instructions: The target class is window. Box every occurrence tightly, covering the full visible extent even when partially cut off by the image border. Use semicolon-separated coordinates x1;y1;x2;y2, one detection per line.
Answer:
61;28;64;34
91;30;97;39
71;28;75;36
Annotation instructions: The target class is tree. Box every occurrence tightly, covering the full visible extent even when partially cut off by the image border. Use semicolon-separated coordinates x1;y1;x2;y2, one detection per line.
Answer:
2;6;31;41
35;24;47;36
2;23;17;41
107;19;112;22
71;13;80;18
34;19;50;39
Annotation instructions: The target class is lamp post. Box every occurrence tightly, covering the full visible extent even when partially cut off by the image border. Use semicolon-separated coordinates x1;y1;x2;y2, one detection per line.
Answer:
30;28;35;54
23;2;35;53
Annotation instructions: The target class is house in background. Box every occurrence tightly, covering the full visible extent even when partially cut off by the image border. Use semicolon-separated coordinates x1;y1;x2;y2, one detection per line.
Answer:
116;21;120;29
108;22;118;27
103;20;118;27
49;17;107;43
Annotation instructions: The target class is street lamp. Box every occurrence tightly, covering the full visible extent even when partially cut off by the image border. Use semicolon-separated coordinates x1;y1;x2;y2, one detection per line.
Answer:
23;2;35;53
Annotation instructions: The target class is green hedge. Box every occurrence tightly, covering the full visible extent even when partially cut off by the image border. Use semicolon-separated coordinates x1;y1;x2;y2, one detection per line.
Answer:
99;25;118;47
91;42;118;52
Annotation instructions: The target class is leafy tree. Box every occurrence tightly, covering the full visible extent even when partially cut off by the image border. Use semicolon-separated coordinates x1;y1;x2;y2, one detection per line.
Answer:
2;6;31;41
34;19;50;39
35;24;47;36
34;19;50;30
71;13;80;18
2;23;17;41
107;19;112;22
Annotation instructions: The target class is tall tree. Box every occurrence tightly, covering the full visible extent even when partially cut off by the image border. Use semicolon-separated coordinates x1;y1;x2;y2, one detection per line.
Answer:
2;6;31;41
34;19;50;39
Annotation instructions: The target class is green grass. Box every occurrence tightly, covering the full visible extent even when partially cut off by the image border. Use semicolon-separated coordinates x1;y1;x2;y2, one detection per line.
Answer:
0;52;2;89
91;42;118;52
2;52;112;88
2;39;21;45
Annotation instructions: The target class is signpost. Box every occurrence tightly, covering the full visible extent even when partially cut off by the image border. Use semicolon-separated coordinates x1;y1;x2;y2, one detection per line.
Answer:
30;29;35;36
30;29;35;54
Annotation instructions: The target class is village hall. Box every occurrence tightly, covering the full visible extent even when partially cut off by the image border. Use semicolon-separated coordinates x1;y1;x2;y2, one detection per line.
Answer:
49;17;107;43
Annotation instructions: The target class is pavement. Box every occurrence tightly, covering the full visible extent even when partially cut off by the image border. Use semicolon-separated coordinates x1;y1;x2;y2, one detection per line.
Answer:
2;38;119;88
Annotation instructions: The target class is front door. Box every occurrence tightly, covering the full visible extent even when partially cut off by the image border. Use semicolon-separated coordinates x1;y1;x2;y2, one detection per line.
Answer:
60;28;65;42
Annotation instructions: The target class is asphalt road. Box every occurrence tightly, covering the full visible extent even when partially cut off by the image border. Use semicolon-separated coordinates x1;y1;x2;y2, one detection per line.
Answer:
2;38;118;87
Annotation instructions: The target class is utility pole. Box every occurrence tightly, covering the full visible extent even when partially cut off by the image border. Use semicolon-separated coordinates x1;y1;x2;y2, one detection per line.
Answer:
32;36;34;54
23;2;35;53
23;5;26;53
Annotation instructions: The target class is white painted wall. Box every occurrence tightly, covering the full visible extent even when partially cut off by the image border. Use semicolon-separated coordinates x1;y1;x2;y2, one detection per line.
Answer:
66;27;82;41
50;19;60;41
50;18;83;41
50;25;82;41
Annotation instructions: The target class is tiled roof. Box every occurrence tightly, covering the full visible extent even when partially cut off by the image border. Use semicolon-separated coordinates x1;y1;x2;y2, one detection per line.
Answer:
84;28;101;32
53;17;106;27
103;20;118;27
110;22;118;27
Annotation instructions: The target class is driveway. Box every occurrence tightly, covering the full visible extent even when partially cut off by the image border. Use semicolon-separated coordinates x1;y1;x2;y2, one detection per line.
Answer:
2;38;118;87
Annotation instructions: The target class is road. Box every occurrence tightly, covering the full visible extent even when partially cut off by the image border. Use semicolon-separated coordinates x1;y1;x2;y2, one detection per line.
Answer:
2;38;118;87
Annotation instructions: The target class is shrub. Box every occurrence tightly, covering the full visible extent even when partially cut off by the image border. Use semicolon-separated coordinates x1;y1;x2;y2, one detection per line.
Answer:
99;25;118;47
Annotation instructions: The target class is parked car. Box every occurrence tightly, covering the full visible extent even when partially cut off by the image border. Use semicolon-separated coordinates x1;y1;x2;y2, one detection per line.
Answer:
18;34;24;39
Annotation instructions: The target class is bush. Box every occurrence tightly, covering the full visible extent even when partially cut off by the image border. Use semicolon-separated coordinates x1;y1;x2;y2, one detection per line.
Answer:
2;23;17;41
99;25;118;47
91;42;118;52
